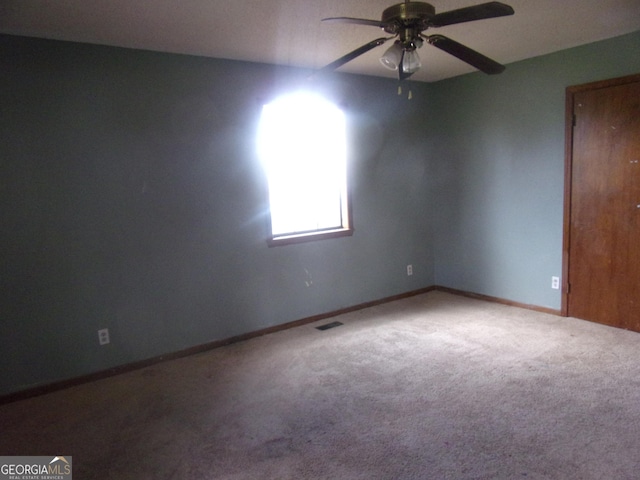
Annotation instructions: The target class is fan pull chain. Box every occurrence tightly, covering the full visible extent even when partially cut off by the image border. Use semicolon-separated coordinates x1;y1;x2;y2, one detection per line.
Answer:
397;85;413;100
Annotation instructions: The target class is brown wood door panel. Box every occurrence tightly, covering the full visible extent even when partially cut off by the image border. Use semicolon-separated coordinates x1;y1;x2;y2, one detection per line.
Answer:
567;79;640;331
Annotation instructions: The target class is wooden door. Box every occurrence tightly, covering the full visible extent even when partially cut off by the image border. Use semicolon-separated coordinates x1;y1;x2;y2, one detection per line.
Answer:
565;75;640;331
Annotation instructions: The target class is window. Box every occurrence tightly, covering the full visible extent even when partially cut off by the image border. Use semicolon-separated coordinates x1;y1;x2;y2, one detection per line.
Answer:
257;91;352;246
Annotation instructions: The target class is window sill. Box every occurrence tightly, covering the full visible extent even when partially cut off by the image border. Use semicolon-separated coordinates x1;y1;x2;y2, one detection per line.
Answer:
267;227;354;247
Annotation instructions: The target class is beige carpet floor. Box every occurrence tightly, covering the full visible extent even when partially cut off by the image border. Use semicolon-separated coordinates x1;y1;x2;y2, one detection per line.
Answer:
2;291;640;479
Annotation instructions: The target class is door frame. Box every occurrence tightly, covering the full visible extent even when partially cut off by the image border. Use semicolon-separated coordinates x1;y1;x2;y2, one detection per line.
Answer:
561;73;640;316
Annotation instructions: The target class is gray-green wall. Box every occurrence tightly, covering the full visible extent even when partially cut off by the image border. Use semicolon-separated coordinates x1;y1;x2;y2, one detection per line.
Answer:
1;31;639;396
430;31;640;309
0;35;435;396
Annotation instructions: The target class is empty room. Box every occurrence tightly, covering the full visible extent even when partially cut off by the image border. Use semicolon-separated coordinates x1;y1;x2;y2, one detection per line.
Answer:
1;1;640;478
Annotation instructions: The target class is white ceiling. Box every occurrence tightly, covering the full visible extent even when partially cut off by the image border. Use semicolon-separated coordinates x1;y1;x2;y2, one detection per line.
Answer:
1;0;639;82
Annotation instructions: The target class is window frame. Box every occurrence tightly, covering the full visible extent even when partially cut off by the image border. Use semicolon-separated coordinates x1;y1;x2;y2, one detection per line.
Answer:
266;208;353;247
258;92;354;247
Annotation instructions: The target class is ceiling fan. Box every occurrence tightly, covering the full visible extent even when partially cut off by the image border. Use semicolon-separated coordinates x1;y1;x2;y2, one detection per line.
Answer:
317;1;514;80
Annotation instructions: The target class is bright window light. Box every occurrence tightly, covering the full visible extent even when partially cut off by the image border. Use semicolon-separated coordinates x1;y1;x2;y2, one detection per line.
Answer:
258;91;351;244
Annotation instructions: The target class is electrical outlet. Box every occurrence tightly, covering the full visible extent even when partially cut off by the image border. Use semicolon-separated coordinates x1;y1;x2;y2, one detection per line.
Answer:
551;276;560;289
407;264;413;276
98;328;110;345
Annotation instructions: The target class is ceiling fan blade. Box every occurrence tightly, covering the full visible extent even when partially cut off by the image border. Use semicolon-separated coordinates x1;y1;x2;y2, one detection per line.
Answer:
430;2;514;27
427;34;505;74
315;37;391;75
322;17;386;28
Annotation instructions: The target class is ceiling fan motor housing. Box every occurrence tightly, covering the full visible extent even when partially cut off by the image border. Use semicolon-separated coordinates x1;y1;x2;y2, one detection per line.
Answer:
381;2;435;34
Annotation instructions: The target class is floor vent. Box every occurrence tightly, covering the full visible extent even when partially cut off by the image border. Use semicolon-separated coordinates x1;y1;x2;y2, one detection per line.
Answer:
316;321;344;331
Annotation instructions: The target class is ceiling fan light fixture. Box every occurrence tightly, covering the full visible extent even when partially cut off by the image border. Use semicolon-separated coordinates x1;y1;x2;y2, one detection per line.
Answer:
402;49;421;74
379;42;403;70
